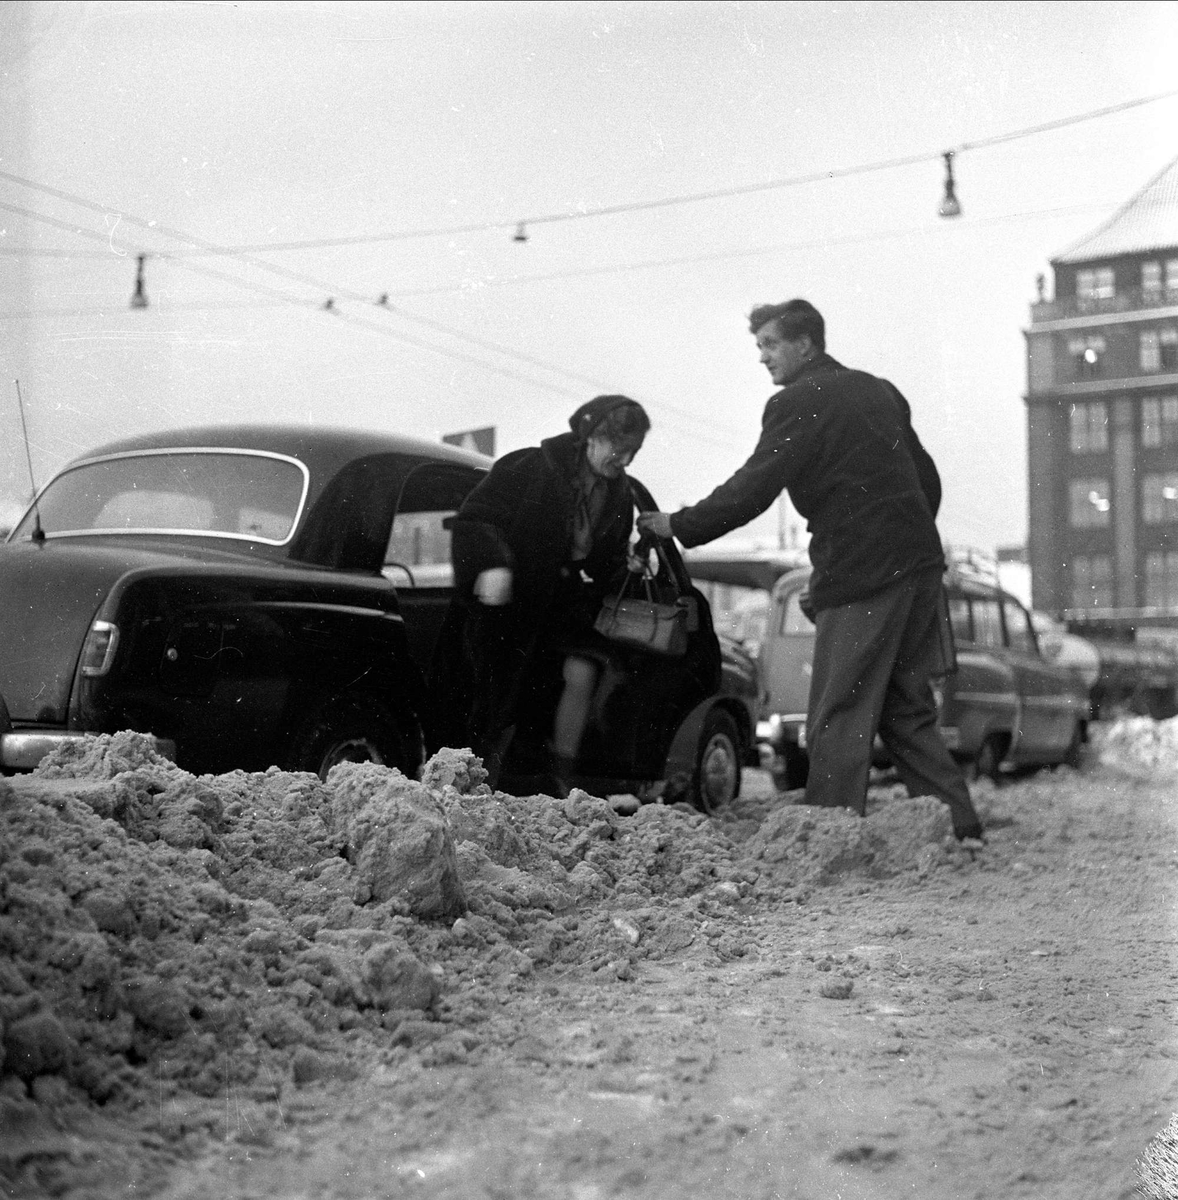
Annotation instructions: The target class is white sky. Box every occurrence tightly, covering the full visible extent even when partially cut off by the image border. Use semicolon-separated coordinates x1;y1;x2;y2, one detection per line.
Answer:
2;0;1177;553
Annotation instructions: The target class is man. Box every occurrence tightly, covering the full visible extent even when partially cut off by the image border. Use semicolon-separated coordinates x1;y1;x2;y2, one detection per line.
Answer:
637;299;983;840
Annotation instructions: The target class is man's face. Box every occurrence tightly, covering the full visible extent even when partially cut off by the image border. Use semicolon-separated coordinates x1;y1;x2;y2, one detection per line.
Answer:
755;321;813;387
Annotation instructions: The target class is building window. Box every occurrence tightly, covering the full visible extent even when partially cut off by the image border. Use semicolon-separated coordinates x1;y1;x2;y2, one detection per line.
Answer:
1141;259;1178;297
1069;401;1108;452
1076;267;1115;302
1070;478;1111;527
1142;327;1178;372
1145;553;1178;608
1142;473;1178;524
1073;556;1113;608
1141;330;1160;372
1142;395;1178;447
1068;334;1106;378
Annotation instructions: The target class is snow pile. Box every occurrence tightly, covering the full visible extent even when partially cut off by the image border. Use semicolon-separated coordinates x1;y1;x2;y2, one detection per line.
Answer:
1;734;962;1186
1095;715;1178;776
0;740;752;1121
746;795;954;884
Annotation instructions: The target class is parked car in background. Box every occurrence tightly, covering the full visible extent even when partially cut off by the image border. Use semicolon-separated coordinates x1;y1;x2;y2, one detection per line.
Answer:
756;563;1091;786
1030;611;1101;695
0;424;754;811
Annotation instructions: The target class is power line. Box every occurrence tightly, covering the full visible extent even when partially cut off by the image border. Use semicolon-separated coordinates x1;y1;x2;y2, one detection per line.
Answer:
5;87;1168;256
0;189;613;391
0;197;747;452
0;196;593;398
365;200;1123;300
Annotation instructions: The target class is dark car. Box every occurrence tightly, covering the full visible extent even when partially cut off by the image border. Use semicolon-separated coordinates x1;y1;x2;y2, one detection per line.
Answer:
0;425;755;810
757;563;1090;786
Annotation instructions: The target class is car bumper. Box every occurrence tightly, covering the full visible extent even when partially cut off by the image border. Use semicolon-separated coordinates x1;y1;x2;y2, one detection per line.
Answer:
757;714;806;748
0;730;177;771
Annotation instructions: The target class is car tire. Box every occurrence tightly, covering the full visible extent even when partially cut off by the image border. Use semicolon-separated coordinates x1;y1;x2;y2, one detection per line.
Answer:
968;734;1005;785
692;709;742;815
287;693;422;782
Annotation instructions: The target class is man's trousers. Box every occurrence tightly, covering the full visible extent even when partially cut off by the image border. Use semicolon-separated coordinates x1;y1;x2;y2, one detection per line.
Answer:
804;566;982;837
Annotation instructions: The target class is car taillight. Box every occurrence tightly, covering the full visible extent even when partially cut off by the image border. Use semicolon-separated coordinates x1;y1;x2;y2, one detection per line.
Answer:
80;620;120;676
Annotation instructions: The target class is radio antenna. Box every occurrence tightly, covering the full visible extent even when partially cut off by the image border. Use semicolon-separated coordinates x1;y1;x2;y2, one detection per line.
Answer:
14;379;45;543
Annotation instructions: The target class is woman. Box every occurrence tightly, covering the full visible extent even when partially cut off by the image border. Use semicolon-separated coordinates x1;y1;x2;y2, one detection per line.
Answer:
433;394;651;791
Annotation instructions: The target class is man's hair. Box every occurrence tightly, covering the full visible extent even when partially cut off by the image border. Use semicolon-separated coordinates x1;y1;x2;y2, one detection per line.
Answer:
748;299;825;352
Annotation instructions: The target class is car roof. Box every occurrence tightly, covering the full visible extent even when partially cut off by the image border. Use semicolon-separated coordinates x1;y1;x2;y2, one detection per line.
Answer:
769;563;1024;606
685;549;809;591
74;423;493;473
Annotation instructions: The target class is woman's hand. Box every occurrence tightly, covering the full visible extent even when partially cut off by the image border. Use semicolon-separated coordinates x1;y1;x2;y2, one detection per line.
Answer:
474;567;513;606
636;511;673;540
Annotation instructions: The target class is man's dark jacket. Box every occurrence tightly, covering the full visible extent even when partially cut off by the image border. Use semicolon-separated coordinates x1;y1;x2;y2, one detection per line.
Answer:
670;353;944;613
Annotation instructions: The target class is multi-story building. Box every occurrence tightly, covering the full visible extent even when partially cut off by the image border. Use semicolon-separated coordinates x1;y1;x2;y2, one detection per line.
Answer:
1024;153;1178;634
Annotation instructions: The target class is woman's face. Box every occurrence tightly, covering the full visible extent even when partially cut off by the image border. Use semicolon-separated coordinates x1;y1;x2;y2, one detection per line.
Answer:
585;432;644;479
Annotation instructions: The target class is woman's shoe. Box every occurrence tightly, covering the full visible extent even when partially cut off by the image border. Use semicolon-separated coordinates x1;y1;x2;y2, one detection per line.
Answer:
544;745;578;799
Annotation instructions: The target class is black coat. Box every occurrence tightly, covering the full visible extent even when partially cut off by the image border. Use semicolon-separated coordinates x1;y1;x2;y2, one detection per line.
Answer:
669;354;945;613
431;431;638;749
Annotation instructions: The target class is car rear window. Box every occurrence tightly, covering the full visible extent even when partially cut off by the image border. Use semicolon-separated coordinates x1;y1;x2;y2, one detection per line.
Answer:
12;450;308;545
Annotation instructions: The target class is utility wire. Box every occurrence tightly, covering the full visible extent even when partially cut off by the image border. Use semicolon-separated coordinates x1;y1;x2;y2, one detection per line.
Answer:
0;191;745;447
4;86;1167;255
0;196;595;400
0;188;610;391
366;200;1123;300
0;197;747;451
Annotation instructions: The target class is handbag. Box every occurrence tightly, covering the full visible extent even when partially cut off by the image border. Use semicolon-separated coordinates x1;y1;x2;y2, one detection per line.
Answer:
594;570;689;657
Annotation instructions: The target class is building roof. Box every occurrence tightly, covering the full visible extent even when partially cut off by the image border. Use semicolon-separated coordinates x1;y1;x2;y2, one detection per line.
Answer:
1054;152;1178;264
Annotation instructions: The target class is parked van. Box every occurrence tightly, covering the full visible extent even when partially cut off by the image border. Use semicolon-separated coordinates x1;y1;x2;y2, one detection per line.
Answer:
757;564;1091;786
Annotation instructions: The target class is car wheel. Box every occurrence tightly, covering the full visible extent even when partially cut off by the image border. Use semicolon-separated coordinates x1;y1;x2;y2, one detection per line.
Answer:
693;709;742;815
287;694;421;782
968;734;1004;785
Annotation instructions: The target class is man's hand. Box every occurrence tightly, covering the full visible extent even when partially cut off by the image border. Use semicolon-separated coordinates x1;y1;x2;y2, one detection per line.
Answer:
636;511;674;540
474;567;513;605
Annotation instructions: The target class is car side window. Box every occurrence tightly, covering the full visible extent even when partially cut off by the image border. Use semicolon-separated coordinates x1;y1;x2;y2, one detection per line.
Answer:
1003;598;1037;654
782;590;814;634
971;596;1004;648
948;593;971;642
386;463;486;583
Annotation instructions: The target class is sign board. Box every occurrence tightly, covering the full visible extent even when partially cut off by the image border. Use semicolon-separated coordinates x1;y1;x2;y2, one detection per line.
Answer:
442;426;495;457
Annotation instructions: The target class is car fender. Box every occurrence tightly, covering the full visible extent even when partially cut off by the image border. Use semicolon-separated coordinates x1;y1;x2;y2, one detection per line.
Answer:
943;648;1019;756
662;697;751;782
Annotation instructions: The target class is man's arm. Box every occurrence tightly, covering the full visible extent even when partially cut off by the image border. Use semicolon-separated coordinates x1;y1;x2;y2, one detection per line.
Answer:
664;396;808;548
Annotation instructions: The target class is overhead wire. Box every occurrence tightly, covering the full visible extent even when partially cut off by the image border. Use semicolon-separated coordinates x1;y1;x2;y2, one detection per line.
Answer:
0;192;747;449
364;200;1124;300
4;85;1173;454
3;86;1165;256
0;187;610;389
1;194;748;450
